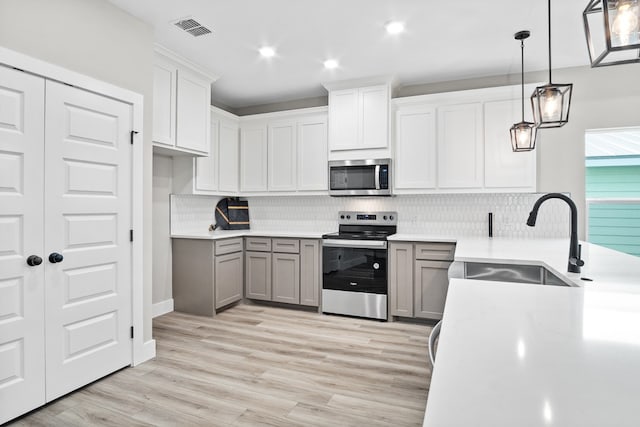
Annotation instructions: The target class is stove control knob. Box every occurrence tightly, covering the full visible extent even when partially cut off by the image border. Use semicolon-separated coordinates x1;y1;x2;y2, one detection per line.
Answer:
346;215;351;219
383;215;388;220
340;215;345;219
389;215;394;220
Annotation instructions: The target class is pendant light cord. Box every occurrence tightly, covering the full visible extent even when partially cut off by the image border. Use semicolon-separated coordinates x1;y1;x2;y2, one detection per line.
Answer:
521;38;525;122
547;0;552;83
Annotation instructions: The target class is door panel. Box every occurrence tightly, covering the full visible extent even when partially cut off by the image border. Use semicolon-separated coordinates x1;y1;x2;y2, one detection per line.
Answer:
0;66;45;425
43;81;132;401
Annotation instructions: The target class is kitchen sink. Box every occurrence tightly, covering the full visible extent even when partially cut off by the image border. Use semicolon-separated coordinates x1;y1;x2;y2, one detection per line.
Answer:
462;262;575;287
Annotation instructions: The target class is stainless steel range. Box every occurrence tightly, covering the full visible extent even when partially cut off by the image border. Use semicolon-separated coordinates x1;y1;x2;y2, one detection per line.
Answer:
322;211;397;320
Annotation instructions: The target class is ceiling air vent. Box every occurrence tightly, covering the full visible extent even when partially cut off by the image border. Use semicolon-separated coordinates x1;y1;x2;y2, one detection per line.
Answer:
173;17;212;37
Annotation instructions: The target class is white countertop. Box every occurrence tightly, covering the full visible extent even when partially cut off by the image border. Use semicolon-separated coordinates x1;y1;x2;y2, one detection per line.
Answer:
453;237;640;289
424;278;640;427
171;229;328;240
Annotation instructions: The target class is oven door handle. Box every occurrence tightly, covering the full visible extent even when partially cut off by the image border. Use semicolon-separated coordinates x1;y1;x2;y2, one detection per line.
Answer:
322;239;388;250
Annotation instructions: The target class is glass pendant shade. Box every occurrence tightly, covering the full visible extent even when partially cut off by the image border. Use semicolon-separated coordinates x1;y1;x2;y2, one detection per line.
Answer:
510;30;537;152
531;83;573;128
531;0;573;128
510;121;538;151
584;0;640;67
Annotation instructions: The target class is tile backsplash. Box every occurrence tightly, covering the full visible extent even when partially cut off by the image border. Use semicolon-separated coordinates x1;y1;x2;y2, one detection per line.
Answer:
171;193;570;238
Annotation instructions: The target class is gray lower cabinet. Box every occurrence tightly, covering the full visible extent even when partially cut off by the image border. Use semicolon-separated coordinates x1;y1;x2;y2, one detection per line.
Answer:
272;253;300;304
389;242;414;317
299;240;320;307
172;237;244;316
245;251;272;300
414;260;450;319
244;237;320;307
215;251;244;309
389;241;455;320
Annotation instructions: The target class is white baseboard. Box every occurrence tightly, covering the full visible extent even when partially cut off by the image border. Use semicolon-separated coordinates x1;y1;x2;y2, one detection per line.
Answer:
133;339;156;366
152;298;174;318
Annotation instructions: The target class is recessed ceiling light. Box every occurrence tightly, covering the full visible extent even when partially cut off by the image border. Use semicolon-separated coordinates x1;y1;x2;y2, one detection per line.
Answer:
259;46;276;58
385;21;405;35
323;59;339;69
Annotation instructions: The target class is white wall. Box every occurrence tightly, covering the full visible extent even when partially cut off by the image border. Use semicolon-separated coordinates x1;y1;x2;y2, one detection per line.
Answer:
0;0;155;341
152;155;173;306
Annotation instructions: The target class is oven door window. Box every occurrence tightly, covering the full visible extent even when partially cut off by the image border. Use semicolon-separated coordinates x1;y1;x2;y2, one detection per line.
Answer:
329;165;376;190
322;246;387;294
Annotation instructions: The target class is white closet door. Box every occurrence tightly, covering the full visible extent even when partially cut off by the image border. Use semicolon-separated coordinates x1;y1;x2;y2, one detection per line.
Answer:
0;66;46;425
43;81;132;401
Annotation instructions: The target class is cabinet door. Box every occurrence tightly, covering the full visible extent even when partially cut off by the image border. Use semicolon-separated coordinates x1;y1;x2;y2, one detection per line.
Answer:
194;111;219;192
389;243;414;317
414;260;450;320
215;251;244;309
245;251;272;300
297;116;328;191
240;125;268;191
218;119;240;193
359;85;388;149
272;253;300;304
176;68;210;154
268;120;297;191
328;88;358;151
300;240;320;307
152;59;176;146
0;66;46;424
484;99;536;190
437;103;483;189
395;106;437;189
44;81;133;401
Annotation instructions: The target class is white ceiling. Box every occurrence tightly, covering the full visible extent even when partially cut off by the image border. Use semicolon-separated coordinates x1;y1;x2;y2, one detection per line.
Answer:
108;0;590;109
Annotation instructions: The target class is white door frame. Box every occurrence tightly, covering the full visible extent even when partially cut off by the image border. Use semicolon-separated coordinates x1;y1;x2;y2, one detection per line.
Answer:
0;46;154;365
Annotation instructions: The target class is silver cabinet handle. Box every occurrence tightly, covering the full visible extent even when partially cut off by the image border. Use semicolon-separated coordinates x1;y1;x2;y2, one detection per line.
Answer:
429;320;442;367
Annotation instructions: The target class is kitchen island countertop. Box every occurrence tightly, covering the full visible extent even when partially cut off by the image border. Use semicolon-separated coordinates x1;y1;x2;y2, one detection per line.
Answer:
423;278;640;427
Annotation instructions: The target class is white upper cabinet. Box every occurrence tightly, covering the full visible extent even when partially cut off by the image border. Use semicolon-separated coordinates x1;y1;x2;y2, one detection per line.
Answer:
240;124;268;192
484;98;536;190
326;82;390;159
174;107;328;196
268;120;297;191
152;59;176;147
437;102;484;189
218;118;240;193
297;115;328;191
395;105;437;189
176;67;211;154
152;48;216;156
193;108;241;194
328;89;358;151
393;85;537;194
194;112;219;192
359;85;388;150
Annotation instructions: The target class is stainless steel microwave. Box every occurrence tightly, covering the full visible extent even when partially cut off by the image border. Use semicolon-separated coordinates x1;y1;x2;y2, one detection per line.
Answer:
328;159;392;196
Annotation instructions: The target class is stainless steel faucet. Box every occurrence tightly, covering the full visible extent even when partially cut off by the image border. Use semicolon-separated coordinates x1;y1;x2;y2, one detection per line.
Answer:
526;193;584;273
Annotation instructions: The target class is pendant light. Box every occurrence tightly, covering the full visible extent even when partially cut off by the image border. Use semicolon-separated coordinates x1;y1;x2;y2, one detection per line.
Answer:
510;31;537;152
584;0;640;67
531;0;573;128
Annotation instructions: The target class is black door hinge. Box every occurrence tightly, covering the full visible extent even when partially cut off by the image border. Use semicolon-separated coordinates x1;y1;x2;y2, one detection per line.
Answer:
130;130;139;145
130;326;134;339
130;229;134;242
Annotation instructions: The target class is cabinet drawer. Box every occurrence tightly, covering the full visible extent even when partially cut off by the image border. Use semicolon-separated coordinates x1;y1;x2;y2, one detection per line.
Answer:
272;238;300;253
215;237;243;255
415;243;456;261
245;237;272;252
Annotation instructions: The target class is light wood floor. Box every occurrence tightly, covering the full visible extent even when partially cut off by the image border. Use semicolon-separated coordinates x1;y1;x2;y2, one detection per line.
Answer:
10;304;433;426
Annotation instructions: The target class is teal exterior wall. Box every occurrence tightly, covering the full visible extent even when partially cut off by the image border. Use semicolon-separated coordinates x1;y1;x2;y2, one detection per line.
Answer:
586;165;640;257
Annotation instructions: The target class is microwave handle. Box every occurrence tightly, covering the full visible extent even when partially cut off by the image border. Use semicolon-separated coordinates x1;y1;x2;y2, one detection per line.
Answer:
375;165;380;190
